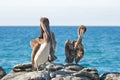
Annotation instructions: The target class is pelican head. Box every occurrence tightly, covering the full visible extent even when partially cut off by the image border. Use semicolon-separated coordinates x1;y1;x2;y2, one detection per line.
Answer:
40;17;51;42
78;25;86;38
75;25;86;48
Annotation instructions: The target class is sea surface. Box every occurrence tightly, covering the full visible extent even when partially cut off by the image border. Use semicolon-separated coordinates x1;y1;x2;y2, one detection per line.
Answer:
0;26;120;74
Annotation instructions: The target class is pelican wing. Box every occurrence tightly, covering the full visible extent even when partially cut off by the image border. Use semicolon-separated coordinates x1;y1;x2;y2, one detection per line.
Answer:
64;40;74;63
48;32;57;62
30;37;40;49
75;44;84;64
51;32;56;51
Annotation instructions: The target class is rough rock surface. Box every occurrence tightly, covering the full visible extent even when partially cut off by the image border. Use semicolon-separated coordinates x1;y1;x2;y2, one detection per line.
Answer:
2;71;50;80
100;72;120;80
2;62;100;80
0;66;6;79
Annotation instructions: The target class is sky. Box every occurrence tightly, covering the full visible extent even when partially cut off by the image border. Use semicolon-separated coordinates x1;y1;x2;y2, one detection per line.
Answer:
0;0;120;26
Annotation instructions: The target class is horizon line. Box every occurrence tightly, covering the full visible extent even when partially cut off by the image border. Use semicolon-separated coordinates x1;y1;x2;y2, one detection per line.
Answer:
0;25;120;27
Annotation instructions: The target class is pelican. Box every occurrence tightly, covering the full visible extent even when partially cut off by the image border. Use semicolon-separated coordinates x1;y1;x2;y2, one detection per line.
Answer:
64;25;86;64
30;17;55;70
30;19;56;63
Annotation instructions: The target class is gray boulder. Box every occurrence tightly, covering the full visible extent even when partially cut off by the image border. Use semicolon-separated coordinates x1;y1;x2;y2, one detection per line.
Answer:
100;72;120;80
0;66;6;79
13;63;32;72
2;71;50;80
2;63;100;80
72;67;99;80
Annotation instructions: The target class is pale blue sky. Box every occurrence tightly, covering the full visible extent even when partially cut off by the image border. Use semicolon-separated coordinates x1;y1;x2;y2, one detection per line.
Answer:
0;0;120;26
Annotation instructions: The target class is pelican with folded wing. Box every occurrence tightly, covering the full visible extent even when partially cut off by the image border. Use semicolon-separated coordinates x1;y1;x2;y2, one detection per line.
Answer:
30;19;56;63
30;17;53;70
65;25;86;64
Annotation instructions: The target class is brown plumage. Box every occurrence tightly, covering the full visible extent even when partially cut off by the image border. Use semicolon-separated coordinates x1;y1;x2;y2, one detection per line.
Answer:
64;25;86;64
30;17;57;70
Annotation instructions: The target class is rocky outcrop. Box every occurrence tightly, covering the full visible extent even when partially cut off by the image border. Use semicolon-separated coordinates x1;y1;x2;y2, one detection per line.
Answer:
0;66;6;79
100;72;120;80
2;71;50;80
2;62;100;80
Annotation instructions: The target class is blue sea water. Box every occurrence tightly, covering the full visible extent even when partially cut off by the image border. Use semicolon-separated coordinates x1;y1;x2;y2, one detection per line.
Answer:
0;26;120;74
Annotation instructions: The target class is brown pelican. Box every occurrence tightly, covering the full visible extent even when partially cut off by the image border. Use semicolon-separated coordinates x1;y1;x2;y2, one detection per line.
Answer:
30;19;56;63
64;25;86;64
30;17;56;70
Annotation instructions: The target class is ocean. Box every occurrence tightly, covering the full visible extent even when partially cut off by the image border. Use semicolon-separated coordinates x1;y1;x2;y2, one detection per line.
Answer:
0;26;120;74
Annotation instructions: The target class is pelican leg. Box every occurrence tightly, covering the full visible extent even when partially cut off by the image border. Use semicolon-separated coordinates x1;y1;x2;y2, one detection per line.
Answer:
36;63;39;72
75;56;80;64
65;57;70;63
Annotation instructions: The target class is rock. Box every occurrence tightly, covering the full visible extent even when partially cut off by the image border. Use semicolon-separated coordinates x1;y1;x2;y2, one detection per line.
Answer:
53;76;90;80
0;66;6;79
54;63;64;71
50;72;56;78
46;64;56;72
52;77;64;80
71;77;90;80
46;63;64;72
63;76;73;80
64;64;83;71
2;62;100;80
55;70;70;77
72;68;99;80
2;71;50;80
38;64;47;71
100;72;120;80
81;68;98;74
13;63;32;72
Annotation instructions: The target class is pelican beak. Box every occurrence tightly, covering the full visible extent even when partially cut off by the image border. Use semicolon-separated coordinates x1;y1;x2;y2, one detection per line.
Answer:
78;29;84;40
40;22;50;37
78;29;84;42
